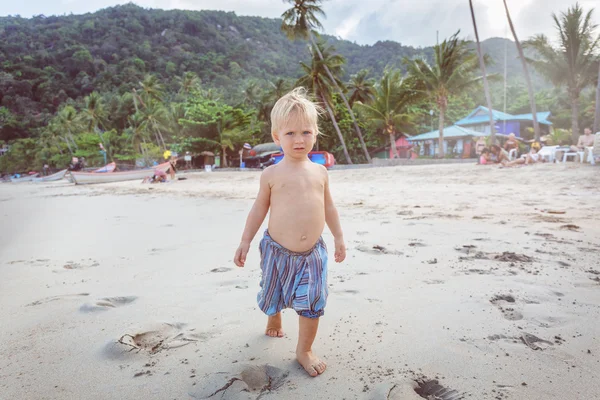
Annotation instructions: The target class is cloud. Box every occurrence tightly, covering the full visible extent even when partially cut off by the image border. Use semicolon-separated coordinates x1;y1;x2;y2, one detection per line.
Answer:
514;0;600;41
1;0;598;47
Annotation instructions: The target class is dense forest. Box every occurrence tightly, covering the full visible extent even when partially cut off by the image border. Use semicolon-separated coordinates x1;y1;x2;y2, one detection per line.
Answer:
0;3;597;172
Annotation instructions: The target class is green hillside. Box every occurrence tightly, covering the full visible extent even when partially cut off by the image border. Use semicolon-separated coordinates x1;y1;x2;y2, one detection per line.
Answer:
0;4;532;141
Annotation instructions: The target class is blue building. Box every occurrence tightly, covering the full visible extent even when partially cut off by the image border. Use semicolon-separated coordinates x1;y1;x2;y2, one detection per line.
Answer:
407;106;552;157
454;106;552;137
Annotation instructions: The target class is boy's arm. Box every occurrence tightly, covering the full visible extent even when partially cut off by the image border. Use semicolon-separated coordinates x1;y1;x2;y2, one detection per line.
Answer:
324;169;346;263
234;168;272;267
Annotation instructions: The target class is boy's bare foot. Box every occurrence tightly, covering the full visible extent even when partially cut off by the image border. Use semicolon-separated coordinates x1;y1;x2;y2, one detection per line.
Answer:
265;313;284;337
296;350;326;377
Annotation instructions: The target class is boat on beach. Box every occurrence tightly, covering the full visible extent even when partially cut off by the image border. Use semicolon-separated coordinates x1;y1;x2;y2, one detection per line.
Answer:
70;162;171;185
33;169;68;182
92;162;116;173
10;174;39;183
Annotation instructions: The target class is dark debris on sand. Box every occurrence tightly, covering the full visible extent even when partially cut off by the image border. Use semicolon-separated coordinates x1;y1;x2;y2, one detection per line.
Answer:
190;364;289;400
414;379;463;400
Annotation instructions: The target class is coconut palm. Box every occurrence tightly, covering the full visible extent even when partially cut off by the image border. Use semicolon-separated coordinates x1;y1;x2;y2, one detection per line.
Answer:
594;60;600;133
297;40;352;164
347;69;375;107
139;101;168;149
355;69;420;158
404;31;485;157
177;72;202;96
56;105;82;154
82;92;107;131
525;4;599;143
281;0;371;162
126;112;150;157
469;0;496;143
502;0;542;141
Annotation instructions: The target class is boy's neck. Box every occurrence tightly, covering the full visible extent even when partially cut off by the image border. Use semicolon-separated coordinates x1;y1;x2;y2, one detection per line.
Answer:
281;155;311;165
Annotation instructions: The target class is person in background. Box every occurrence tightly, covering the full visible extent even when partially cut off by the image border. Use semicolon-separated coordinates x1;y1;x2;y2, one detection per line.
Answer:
43;163;49;176
475;136;486;156
501;142;543;167
169;156;177;180
572;128;594;161
504;133;519;153
478;148;492;165
490;144;510;164
69;157;81;171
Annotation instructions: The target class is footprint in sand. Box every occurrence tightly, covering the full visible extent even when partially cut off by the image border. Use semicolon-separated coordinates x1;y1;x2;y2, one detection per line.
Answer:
80;296;137;312
63;259;99;270
26;293;90;307
490;294;523;321
356;244;403;256
371;379;462;400
104;322;209;358
189;364;289;400
211;267;232;273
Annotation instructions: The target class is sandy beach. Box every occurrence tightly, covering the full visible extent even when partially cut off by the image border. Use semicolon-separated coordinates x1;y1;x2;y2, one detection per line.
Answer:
1;163;599;400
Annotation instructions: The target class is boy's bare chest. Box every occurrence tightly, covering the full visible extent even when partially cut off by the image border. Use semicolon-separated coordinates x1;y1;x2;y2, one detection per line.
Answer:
271;176;324;197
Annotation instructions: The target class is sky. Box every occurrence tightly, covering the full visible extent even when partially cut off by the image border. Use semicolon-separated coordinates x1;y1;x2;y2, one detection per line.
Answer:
1;0;599;47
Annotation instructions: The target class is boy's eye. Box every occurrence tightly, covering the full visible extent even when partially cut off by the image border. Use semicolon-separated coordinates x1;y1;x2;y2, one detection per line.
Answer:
303;131;311;135
286;132;293;135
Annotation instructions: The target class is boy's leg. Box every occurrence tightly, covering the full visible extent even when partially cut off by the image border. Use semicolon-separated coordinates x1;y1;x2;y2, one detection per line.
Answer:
265;312;284;337
296;316;326;377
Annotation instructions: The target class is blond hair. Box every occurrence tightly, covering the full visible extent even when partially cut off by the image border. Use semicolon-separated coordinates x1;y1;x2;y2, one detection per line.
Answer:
270;87;324;137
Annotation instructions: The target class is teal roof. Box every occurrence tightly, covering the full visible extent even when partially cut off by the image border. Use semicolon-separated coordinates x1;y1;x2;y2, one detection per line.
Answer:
407;125;487;141
455;106;552;126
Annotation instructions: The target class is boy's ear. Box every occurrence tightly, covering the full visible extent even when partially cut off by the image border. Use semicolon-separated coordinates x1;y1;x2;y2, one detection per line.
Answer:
272;132;280;145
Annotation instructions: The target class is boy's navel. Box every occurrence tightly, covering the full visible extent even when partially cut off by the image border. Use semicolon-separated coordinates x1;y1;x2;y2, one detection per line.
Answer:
301;235;307;241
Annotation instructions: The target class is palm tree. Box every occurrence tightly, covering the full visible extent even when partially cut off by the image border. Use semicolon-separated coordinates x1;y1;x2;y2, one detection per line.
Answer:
281;0;371;162
176;72;201;96
502;0;541;141
139;101;168;149
525;4;599;143
355;68;420;158
297;40;352;164
126;112;150;157
594;61;600;133
405;31;484;157
469;0;496;143
56;105;81;154
347;69;375;107
139;74;165;102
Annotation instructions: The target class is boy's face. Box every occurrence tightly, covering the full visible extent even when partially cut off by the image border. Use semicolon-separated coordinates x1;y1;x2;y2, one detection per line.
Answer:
273;113;317;158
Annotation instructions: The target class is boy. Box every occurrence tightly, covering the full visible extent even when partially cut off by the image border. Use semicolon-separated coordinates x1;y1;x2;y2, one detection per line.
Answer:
234;88;346;377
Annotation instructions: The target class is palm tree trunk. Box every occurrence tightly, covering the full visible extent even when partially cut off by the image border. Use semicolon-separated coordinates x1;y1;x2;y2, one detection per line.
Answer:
222;145;228;167
309;33;370;163
470;0;496;143
571;93;580;144
62;137;73;155
594;61;600;134
321;93;352;164
438;106;446;158
389;130;399;158
503;0;541;141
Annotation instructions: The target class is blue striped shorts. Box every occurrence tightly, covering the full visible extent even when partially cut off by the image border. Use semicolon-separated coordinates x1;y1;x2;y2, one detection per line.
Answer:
257;231;328;319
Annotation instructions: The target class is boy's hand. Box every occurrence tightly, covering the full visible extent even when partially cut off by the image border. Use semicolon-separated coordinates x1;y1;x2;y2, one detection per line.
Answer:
234;242;250;267
334;239;346;263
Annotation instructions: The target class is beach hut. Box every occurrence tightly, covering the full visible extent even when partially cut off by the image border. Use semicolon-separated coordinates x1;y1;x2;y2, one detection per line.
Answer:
455;106;552;137
407;125;486;157
371;134;415;159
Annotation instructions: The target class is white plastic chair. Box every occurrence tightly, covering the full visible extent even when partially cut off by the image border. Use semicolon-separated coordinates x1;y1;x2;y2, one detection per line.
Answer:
578;146;594;164
562;152;579;163
537;146;558;163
